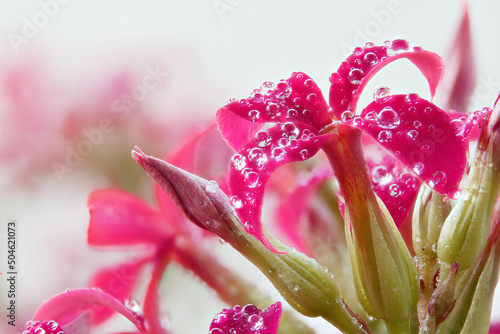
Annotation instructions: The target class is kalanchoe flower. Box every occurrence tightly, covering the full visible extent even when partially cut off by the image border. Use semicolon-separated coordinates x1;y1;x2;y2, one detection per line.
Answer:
209;303;282;334
217;40;469;253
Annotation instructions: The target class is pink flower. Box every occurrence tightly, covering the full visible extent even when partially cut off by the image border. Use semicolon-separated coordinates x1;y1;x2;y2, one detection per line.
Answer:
217;40;469;251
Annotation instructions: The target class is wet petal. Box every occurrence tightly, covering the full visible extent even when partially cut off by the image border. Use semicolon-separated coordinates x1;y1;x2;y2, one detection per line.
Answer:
88;189;170;246
329;40;444;117
229;124;331;251
88;257;150;324
23;321;67;334
367;155;421;228
33;289;147;333
217;73;330;152
358;94;467;196
209;302;282;334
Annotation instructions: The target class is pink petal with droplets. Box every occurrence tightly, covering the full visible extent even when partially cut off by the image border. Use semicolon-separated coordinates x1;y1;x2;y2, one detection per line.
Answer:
358;94;467;196
23;320;67;334
88;257;151;324
217;73;330;152
229;123;331;252
367;155;421;228
33;289;147;333
275;168;333;252
209;302;282;334
329;40;444;117
88;189;170;246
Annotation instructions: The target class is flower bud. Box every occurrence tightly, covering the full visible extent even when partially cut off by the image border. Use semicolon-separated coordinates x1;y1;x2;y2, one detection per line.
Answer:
437;138;494;272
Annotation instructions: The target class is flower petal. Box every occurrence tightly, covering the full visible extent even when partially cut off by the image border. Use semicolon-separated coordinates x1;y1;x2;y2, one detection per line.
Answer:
367;154;421;228
23;321;67;334
88;257;150;324
329;40;444;118
209;302;282;334
217;73;330;152
88;189;170;246
33;289;147;333
358;94;467;196
229;123;331;251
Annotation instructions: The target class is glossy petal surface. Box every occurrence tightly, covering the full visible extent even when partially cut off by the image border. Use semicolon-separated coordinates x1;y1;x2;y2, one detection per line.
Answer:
23;320;67;334
88;189;170;246
358;94;467;195
217;72;330;152
33;289;146;333
330;40;444;117
368;155;421;227
229;124;331;251
209;303;282;334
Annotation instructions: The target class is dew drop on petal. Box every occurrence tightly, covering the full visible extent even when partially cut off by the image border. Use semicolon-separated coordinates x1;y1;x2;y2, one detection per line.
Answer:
407;130;418;140
371;166;392;185
413;120;422;128
271;147;286;161
266;103;279;117
227;97;237;103
429;170;447;189
276;81;292;99
231;154;246;171
373;87;392;103
304;78;315;88
278;137;288;147
348;68;365;85
364;52;379;66
287;108;298;118
377;107;400;129
405;93;420;104
341;111;355;122
281;122;300;139
389;184;401;197
289;139;299;149
245;172;260;188
248;110;260;122
307;93;318;104
378;130;392;143
293;97;302;107
254;130;272;147
230;196;243;208
413;162;424;175
300;149;309;160
302;109;313;118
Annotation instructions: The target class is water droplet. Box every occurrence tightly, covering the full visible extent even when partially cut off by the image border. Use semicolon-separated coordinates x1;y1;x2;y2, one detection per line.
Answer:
307;93;317;103
413;162;424;175
261;81;275;91
348;68;365;85
354;47;363;55
405;93;420;104
371;166;392;185
300;149;309;159
302;109;312;118
341;111;354;122
341;99;350;108
271;147;286;161
424;106;433;113
377;130;392;143
248;110;260;122
373;86;392;103
413;120;422;128
249;314;264;330
210;329;223;334
429;171;447;188
281;122;300;139
245;171;260;188
377;107;400;129
293;97;302;107
276;81;291;99
254;130;272;147
266;103;279;117
247;148;268;169
364;52;379;66
230;196;243;209
278;137;288;147
287;108;298;118
206;180;219;194
227;97;237;103
304;78;315;88
407;130;418;140
289;139;299;149
389;184;401;197
125;299;141;313
364;42;375;48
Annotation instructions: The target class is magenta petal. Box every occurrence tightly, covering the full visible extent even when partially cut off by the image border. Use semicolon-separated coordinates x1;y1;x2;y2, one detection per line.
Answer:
88;257;150;324
275;168;333;252
217;73;330;152
23;321;67;334
489;322;500;334
358;94;467;195
209;302;282;334
88;189;170;246
367;155;421;228
33;289;147;333
329;40;444;117
229;123;331;251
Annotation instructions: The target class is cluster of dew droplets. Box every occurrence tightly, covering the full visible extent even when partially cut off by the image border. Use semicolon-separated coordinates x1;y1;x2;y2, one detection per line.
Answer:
23;321;66;334
209;305;265;334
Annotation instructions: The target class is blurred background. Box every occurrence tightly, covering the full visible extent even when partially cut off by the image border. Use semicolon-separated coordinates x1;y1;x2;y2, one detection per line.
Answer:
0;1;499;333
